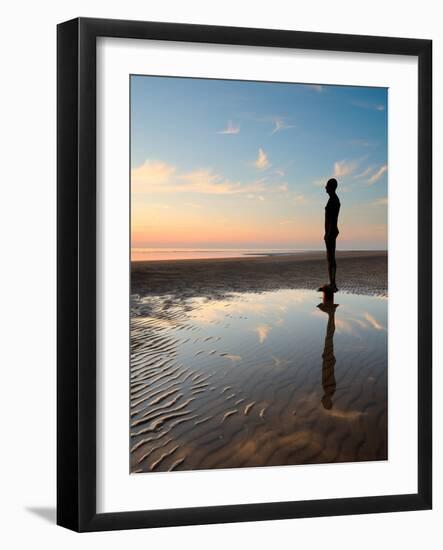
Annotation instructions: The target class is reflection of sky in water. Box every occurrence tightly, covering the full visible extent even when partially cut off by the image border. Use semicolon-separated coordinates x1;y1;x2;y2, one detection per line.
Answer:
131;289;388;470
134;288;387;397
182;289;386;366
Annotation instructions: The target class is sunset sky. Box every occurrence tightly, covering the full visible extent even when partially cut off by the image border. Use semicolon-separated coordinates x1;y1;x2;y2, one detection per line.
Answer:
131;76;388;252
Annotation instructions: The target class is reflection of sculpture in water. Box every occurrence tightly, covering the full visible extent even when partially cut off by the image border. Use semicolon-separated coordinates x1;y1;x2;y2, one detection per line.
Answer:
317;293;338;410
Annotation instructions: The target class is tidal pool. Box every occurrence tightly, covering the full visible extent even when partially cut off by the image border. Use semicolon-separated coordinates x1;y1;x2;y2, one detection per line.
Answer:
130;289;387;473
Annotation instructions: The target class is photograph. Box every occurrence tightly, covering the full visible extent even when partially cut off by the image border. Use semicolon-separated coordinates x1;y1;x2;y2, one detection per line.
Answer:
129;75;388;473
0;0;436;540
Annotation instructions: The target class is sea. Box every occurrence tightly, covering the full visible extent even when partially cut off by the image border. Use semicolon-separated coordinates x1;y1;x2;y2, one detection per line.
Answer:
131;247;321;261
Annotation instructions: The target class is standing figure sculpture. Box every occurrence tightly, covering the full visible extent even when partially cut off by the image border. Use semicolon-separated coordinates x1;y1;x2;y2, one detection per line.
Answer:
319;178;340;293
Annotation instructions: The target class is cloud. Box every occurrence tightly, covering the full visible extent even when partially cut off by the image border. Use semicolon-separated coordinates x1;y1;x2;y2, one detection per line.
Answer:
271;117;296;135
246;193;268;202
149;203;171;209
178;168;247;195
349;138;372;147
352;100;386;111
322;408;368;420
131;160;175;186
314;159;363;188
224;354;242;362
353;163;387;184
255;324;270;343
335;319;356;336
132;160;241;195
254;148;271;170
364;312;385;331
305;84;324;92
313;178;326;187
132;159;286;197
218;120;240;135
371;197;388;206
333;160;357;178
354;166;373;179
294;193;305;204
275;169;285;177
368;164;388;184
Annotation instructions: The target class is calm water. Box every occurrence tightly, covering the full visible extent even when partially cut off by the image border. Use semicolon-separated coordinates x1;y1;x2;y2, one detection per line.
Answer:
130;289;388;472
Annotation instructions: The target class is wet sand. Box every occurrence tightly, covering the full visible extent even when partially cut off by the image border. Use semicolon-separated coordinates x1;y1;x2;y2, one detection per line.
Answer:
131;250;387;301
130;251;388;473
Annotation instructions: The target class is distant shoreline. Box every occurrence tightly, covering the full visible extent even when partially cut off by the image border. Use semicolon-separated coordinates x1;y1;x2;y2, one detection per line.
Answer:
131;248;387;262
131;250;388;300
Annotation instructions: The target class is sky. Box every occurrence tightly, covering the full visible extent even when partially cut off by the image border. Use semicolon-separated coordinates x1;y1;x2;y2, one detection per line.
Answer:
131;76;388;251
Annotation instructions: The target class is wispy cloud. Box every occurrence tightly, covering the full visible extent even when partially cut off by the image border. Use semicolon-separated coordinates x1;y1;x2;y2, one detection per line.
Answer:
349;138;371;147
364;312;385;331
178;168;250;194
255;324;270;344
247;192;275;202
368;164;388;184
270;117;296;135
218;120;240;135
304;84;324;92
371;197;388;206
132;160;175;186
335;318;357;335
354;166;373;179
149;203;171;209
313;178;326;187
132;159;286;196
353;163;388;184
254;148;271;170
294;193;305;204
333;159;358;178
313;158;363;188
133;160;243;195
322;408;368;420
352;100;385;112
275;169;285;177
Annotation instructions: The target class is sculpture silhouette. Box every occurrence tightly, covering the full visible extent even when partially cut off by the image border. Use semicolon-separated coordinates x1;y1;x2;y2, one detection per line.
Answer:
317;293;338;410
319;178;340;293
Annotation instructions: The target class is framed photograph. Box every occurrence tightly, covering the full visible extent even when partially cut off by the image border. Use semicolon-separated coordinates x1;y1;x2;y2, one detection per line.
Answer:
57;17;432;532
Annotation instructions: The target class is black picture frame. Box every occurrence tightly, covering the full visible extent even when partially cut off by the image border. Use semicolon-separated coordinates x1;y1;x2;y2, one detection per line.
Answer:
57;17;432;532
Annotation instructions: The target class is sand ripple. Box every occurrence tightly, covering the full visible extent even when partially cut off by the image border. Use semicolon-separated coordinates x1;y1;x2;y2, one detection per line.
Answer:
130;289;387;473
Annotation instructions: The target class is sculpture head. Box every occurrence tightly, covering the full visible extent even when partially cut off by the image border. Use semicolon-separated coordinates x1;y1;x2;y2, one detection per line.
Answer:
326;178;338;195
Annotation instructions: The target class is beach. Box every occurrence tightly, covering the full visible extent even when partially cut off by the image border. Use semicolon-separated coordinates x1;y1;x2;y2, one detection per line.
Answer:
130;251;388;473
132;250;387;300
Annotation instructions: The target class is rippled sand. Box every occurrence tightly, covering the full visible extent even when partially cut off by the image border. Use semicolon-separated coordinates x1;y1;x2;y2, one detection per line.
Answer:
132;251;388;301
130;285;387;473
